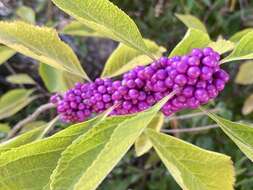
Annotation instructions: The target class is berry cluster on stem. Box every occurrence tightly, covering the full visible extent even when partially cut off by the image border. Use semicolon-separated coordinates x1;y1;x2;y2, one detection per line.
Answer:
50;47;229;123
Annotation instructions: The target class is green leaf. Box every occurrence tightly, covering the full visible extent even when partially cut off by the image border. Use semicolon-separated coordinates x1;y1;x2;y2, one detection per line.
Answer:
134;113;164;157
61;21;103;37
51;0;153;58
101;39;165;77
235;61;253;85
0;126;46;154
169;28;211;57
0;21;89;80
0;114;107;190
6;73;36;85
0;89;35;120
0;123;10;133
20;121;47;133
208;38;234;54
146;129;235;190
205;111;253;162
242;94;253;115
175;13;207;32
229;28;253;43
222;31;253;63
50;95;172;190
39;63;81;92
16;5;36;24
0;45;16;65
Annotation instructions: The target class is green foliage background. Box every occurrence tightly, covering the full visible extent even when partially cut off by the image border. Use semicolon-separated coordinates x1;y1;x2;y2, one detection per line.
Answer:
0;0;253;189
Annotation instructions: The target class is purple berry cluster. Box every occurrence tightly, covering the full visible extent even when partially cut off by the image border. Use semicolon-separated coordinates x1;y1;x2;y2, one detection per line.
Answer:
50;47;229;123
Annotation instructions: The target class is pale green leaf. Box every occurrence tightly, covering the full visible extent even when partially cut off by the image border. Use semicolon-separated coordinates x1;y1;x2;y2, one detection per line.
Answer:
20;121;47;133
0;21;90;80
205;111;253;162
208;39;234;54
39;63;82;92
6;73;36;85
50;95;172;190
222;31;253;63
0;89;35;120
169;28;211;57
229;28;253;43
135;113;164;157
175;13;207;32
101;39;165;77
61;21;103;37
0;45;16;65
51;0;154;58
235;61;253;85
242;94;253;115
0;123;10;133
0;126;46;154
0;113;107;190
146;129;235;190
16;6;36;24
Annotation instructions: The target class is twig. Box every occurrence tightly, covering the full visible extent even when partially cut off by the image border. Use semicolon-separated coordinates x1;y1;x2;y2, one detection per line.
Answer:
37;116;59;139
6;103;56;140
165;108;220;122
5;62;16;75
161;124;219;134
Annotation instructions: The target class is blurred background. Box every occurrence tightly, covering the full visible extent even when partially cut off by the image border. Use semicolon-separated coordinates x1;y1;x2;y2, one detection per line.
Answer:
0;0;253;189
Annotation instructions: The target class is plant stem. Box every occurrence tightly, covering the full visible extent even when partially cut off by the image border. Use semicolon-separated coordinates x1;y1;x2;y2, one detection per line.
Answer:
5;103;56;140
161;124;219;133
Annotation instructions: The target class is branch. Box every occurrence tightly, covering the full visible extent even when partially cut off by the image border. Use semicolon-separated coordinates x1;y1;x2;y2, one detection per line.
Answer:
165;108;220;122
6;103;56;140
161;124;219;134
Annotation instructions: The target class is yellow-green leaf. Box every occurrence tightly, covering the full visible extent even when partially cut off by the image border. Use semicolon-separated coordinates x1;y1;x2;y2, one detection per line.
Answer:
6;73;36;85
135;113;164;157
229;28;253;43
39;63;82;92
205;111;253;162
208;39;234;54
0;21;89;80
0;113;107;190
0;123;10;133
16;5;36;24
50;95;172;190
242;94;253;115
0;89;35;120
175;13;207;32
20;121;47;133
0;45;15;65
146;129;235;190
169;28;211;57
51;0;153;58
101;39;165;77
235;61;253;85
222;31;253;63
0;126;46;154
61;20;103;37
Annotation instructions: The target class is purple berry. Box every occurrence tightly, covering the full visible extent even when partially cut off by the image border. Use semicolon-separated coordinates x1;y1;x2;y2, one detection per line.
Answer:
174;74;187;86
187;66;201;78
156;69;167;80
128;89;139;99
195;89;209;102
176;61;188;73
188;56;200;66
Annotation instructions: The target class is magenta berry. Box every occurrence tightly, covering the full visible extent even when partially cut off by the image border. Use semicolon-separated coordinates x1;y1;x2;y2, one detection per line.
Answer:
51;47;229;123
